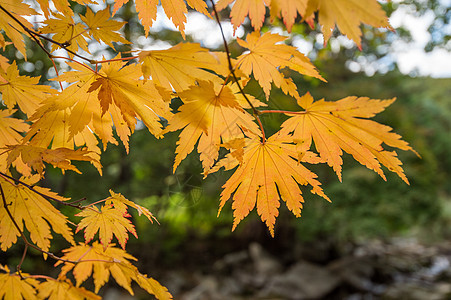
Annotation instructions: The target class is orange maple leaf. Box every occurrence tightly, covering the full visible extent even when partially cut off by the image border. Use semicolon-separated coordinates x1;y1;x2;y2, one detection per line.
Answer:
76;204;137;250
279;93;416;183
305;0;392;47
236;31;324;99
0;177;75;252
214;134;329;236
163;80;261;172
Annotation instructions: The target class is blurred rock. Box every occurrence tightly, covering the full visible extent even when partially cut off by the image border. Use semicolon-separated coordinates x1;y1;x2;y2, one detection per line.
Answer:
181;275;220;300
382;282;451;300
259;261;340;299
328;256;383;294
249;242;283;277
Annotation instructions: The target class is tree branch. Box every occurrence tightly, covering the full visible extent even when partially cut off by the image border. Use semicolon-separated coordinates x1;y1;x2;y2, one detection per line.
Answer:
210;0;266;142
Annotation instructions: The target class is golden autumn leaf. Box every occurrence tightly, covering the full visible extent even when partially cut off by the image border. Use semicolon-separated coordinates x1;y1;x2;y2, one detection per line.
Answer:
136;273;173;300
0;177;75;252
38;278;101;300
40;14;89;54
6;145;94;176
0;62;56;116
138;43;220;92
163;80;261;172
269;0;312;32
0;54;9;71
43;62;119;151
0;109;29;148
279;93;415;183
56;242;172;298
80;7;129;48
105;190;157;223
214;134;329;236
0;0;35;59
113;0;209;38
216;0;313;33
56;242;137;293
0;265;39;300
76;204;137;250
20;96;103;175
305;0;392;47
216;0;267;33
236;31;324;99
36;0;96;17
88;60;172;139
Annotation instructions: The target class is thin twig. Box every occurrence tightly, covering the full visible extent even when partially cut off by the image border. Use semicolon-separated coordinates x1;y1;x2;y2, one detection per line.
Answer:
0;4;93;63
259;110;307;115
0;172;83;209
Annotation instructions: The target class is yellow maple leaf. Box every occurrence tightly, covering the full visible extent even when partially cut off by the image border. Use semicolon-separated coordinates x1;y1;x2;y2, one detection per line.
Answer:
113;0;210;38
0;109;29;174
305;0;392;47
80;7;129;48
88;61;172;139
136;273;173;300
0;0;35;59
0;265;39;300
0;109;29;148
163;80;261;172
56;242;172;298
105;190;157;223
40;14;89;54
279;93;415;183
56;242;137;293
216;0;267;33
216;0;313;33
215;134;329;236
0;62;56;116
269;0;312;32
38;278;100;300
20;95;103;175
0;177;75;252
6;145;94;175
138;43;220;92
45;62;117;150
236;31;324;99
76;205;137;250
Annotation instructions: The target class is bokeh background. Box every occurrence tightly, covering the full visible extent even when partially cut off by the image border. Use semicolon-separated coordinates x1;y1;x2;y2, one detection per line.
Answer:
1;0;450;299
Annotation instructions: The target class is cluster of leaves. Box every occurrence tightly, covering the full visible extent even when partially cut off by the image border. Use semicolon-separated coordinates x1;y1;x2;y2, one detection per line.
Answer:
0;0;416;298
